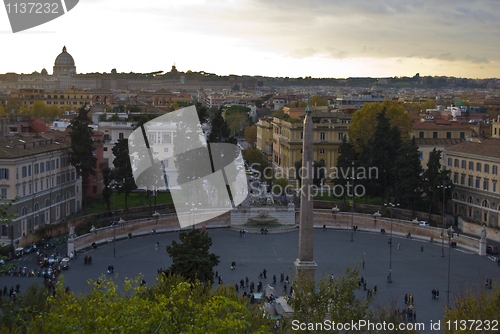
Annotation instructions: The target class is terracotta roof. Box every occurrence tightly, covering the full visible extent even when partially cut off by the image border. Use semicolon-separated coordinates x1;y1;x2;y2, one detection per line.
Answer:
412;121;470;129
445;140;500;159
0;132;70;159
413;138;464;147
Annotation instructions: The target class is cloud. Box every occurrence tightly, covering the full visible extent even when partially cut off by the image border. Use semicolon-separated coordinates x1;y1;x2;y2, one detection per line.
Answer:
463;55;490;64
286;47;317;59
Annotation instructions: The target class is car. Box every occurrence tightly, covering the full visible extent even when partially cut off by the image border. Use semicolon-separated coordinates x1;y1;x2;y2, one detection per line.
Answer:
245;170;253;175
14;247;24;258
24;244;36;254
60;258;70;270
486;245;498;255
418;221;429;226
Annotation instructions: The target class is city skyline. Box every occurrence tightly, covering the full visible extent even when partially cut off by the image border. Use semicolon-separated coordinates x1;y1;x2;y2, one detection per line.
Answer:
1;0;500;79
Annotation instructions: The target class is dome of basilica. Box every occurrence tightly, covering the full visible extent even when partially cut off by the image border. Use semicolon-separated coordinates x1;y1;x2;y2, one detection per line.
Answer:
54;46;75;66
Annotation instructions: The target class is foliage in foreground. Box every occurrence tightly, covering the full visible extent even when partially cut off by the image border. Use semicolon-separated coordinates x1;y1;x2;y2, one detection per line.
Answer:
5;274;271;334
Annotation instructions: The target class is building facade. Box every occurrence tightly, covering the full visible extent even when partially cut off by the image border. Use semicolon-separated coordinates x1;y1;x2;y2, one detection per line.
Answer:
0;132;82;241
444;140;500;228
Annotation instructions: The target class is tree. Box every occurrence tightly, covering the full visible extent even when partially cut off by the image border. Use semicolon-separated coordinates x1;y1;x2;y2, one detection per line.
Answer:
195;102;208;122
171;102;179;111
244;125;257;148
5;99;22;115
423;148;451;222
392;137;423;212
208;108;236;144
242;148;270;180
68;107;97;213
0;104;7;117
22;275;271;333
348;99;412;152
224;105;250;117
225;112;249;137
272;107;285;117
335;137;358;192
165;229;220;283
294;159;326;188
112;138;137;213
309;95;328;107
444;282;500;333
288;267;368;333
99;162;114;212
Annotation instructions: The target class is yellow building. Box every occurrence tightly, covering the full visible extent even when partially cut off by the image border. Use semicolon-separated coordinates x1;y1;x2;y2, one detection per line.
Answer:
256;116;273;163
444;139;500;228
258;111;351;186
9;87;92;108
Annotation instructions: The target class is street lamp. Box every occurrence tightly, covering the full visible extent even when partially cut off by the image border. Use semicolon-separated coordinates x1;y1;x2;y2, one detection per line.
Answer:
153;211;160;233
438;179;452;257
385;200;399;283
446;226;454;310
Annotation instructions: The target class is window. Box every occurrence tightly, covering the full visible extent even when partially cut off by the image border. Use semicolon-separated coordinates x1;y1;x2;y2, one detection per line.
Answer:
460;132;465;139
46;161;50;171
16;186;19;196
493;181;497;192
92;148;96;156
56;159;59;169
454;159;459;168
93;186;97;193
51;177;54;187
446;132;451;139
484;179;489;191
320;149;325;154
338;133;344;140
162;133;171;143
40;180;43;191
28;165;31;176
494;165;498;175
484;164;489;173
40;163;44;173
1;188;7;198
447;158;452;166
29;184;32;194
119;133;124;139
469;161;473;170
468;176;473;187
476;178;480;189
61;157;65;167
22;166;27;178
103;147;108;152
22;185;25;196
433;132;438;138
460;174;465;185
320;132;325;140
46;178;49;188
419;131;424;138
300;132;303;140
0;168;8;180
35;182;37;192
51;160;55;170
62;174;65;184
476;163;481;172
93;175;96;181
56;176;60;185
461;160;466;169
163;148;169;153
34;164;39;174
16;167;19;179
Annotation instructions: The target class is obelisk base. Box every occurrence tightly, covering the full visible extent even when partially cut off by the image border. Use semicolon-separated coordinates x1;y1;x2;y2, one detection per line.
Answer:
479;239;487;256
294;259;317;281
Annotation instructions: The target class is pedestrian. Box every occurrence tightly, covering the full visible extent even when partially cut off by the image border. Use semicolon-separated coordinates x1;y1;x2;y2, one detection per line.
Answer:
289;286;293;295
432;289;435;299
273;274;276;284
245;277;249;287
374;285;377;294
263;269;267;278
489;279;492;289
3;286;7;296
15;283;20;293
362;260;365;269
436;289;439;299
363;280;367;291
243;230;246;238
250;281;254;293
235;283;239;292
84;255;88;265
240;279;245;289
283;283;287;294
218;275;223;284
413;311;416;322
215;270;218;278
88;256;92;264
280;273;284;282
404;294;408;305
397;243;400;250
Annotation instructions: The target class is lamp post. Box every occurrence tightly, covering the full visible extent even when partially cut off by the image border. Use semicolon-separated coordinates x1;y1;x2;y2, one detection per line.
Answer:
438;180;452;257
346;176;357;242
446;226;454;310
153;211;160;233
385;200;399;283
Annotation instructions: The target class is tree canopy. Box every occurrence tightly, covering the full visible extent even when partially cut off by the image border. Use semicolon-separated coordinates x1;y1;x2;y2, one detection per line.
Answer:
112;138;137;212
244;125;257;148
348;99;412;152
165;228;220;283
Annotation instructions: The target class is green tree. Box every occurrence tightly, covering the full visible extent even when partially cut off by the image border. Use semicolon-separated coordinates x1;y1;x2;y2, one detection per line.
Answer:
271;177;289;195
309;95;328;107
294;159;326;188
335;136;358;192
392;137;423;212
224;105;250;117
423;148;451;222
112;138;137;213
348;99;411;152
288;267;368;333
195;102;208;122
244;125;257;148
0;104;7;117
225;112;249;137
99;162;114;213
68;107;97;213
272;107;285;117
165;229;220;283
208;108;236;144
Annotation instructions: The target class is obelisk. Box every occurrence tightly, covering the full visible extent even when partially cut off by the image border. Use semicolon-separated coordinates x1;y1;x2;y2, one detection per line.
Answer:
294;102;317;281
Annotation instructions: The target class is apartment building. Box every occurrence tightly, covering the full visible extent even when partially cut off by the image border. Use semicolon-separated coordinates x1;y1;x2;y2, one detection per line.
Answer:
256;116;273;163
8;87;92;108
0;131;82;241
258;111;351;186
444;139;500;228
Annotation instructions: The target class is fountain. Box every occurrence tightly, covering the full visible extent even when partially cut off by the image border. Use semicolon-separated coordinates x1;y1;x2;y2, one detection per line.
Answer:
248;210;278;225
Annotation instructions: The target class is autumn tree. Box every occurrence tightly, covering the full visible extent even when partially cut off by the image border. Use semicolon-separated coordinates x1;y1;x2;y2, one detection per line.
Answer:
225;112;249;137
68;107;97;213
309;95;328;107
244;125;257;148
348;99;412;152
0;104;8;117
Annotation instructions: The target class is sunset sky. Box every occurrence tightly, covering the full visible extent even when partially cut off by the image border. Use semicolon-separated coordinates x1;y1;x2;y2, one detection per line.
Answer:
1;0;500;78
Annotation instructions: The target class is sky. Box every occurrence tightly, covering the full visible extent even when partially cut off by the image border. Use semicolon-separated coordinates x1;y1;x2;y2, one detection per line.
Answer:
1;0;500;79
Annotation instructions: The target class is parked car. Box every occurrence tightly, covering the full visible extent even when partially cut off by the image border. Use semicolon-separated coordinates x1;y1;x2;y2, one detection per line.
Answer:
418;221;429;226
24;244;36;254
60;258;70;270
14;247;24;258
486;245;499;255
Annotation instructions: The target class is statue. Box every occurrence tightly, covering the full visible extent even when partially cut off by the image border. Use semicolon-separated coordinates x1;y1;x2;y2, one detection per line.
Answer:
68;225;75;239
481;225;487;241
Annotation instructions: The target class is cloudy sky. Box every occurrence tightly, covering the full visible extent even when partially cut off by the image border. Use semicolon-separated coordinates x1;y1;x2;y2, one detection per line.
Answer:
1;0;500;78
